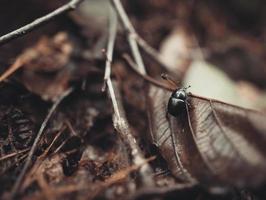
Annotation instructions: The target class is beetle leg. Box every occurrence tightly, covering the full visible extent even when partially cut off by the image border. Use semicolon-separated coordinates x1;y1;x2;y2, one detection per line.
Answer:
185;96;191;108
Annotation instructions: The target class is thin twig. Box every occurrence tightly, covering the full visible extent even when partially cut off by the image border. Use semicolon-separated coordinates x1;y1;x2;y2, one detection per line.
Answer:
0;58;24;82
110;0;146;75
123;54;174;91
20;126;66;190
0;0;84;46
103;9;121;119
104;6;154;187
65;120;78;136
109;0;157;187
0;148;30;161
110;0;179;76
135;34;181;76
10;88;73;198
40;126;67;159
53;137;70;155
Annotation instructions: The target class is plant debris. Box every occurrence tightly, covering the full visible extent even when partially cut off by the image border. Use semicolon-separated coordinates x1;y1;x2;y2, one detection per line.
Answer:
0;0;265;200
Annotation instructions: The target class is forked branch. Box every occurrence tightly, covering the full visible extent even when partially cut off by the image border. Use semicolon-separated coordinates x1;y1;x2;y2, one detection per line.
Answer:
103;6;153;187
110;0;178;75
110;0;147;75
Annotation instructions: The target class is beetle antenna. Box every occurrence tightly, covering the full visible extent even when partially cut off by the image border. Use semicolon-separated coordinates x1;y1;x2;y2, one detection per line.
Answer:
161;73;178;88
184;85;191;90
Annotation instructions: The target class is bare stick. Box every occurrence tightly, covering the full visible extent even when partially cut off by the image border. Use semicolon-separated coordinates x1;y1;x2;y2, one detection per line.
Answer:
0;58;23;82
40;126;67;158
10;88;73;198
0;0;84;46
102;8;121;118
110;0;179;76
104;7;153;187
110;0;146;75
20;127;66;192
0;148;29;161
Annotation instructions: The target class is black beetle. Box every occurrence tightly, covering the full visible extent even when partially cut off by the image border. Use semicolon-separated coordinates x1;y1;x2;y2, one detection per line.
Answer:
167;87;190;117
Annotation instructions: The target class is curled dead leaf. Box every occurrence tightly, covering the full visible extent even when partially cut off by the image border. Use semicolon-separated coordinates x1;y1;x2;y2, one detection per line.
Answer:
147;85;266;188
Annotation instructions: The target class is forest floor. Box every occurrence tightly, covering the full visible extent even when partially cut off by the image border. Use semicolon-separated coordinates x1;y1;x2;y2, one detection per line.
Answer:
0;0;266;199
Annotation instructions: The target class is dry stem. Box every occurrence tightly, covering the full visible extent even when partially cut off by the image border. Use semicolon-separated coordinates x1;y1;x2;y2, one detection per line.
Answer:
0;0;85;46
10;88;73;198
103;5;154;187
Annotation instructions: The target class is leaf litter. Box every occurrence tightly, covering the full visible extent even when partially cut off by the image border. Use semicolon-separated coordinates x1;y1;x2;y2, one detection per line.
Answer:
0;0;266;200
